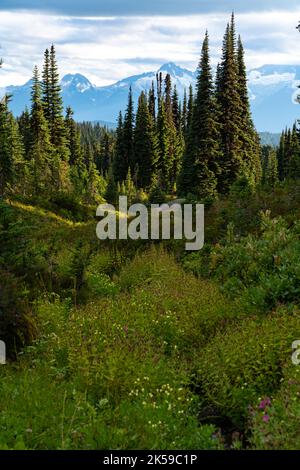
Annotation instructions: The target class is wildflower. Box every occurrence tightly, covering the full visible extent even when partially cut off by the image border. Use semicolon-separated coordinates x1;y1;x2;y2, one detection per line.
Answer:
259;398;271;410
262;414;270;423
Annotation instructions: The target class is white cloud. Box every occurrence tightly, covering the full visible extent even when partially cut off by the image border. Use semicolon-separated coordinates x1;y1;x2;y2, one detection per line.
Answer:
0;9;300;87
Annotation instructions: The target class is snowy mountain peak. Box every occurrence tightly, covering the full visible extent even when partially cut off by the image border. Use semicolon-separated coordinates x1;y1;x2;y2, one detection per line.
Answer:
61;74;93;93
158;62;195;79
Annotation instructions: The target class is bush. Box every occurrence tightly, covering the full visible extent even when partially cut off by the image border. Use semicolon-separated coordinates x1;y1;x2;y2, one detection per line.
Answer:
0;270;36;357
196;306;300;428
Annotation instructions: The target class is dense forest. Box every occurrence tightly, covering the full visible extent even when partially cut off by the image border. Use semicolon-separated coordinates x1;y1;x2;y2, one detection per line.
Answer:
1;14;300;451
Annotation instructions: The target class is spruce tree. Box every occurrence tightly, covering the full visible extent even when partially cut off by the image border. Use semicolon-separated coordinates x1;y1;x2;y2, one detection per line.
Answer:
216;17;244;192
157;99;172;192
148;81;156;122
0;98;13;196
179;32;221;198
113;112;127;183
18;107;32;157
133;91;159;189
172;86;180;132
123;87;134;175
29;65;52;194
65;106;83;166
288;124;300;178
277;131;286;181
237;35;262;185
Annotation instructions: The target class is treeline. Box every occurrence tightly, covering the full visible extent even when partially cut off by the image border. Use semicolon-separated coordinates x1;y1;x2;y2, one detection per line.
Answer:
109;14;262;203
261;125;300;187
0;46;113;202
2;14;300;207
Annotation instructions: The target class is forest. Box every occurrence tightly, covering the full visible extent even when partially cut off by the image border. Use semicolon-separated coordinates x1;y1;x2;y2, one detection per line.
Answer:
1;13;300;450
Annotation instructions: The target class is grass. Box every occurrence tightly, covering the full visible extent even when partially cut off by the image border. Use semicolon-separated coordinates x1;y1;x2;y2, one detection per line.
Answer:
2;190;300;450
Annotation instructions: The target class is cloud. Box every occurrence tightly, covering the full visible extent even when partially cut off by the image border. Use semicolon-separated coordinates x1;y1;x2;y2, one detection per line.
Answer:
1;0;300;16
0;8;300;87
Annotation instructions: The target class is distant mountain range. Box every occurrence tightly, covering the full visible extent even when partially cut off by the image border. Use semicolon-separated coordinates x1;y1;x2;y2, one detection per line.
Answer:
1;62;300;134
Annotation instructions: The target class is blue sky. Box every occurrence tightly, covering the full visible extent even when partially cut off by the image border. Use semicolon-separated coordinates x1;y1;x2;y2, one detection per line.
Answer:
0;1;300;86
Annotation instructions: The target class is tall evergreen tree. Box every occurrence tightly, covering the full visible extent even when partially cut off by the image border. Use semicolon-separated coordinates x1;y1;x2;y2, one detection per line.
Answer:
133;91;159;189
0;98;13;196
216;16;244;192
113;112;127;183
65;106;83;167
237;35;262;185
29;65;52;194
179;32;220;198
148;81;156;122
123;87;135;175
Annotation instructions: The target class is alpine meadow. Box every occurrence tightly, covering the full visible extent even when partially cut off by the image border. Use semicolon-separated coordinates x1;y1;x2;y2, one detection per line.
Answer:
2;3;300;456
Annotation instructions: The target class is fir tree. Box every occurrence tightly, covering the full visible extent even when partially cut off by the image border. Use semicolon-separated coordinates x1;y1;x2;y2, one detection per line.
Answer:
179;32;221;198
0;98;13;196
18;107;31;157
29;65;52;194
113;112;127;183
148;81;156;122
123;87;135;175
172;86;180;132
216;16;244;192
237;35;262;185
133;91;159;189
65;106;83;167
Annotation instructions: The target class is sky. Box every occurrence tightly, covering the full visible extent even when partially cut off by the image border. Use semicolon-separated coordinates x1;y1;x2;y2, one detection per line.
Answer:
0;1;300;87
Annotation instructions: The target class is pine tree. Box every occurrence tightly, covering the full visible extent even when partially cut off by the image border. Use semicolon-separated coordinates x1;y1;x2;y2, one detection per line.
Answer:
133;91;159;189
179;32;221;198
113;112;127;183
157;99;172;191
123;87;134;174
216;16;244;192
181;89;187;137
29;65;52;194
237;35;262;185
288;124;300;178
65;106;83;166
100;131;112;174
148;81;156;122
42;48;51;123
262;145;278;186
18;107;31;157
7;112;25;191
172;86;180;132
0;98;13;196
277;131;286;181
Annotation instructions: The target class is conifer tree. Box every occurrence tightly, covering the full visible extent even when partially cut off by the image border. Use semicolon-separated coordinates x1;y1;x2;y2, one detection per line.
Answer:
148;81;156;122
157;99;172;191
181;89;187;137
113;112;127;183
29;65;52;194
133;91;159;189
288;124;300;178
65;106;83;167
277;131;286;181
0;98;13;196
172;86;180;133
42;48;51;123
216;16;244;192
237;35;262;185
123;87;135;175
179;32;220;198
18;107;31;157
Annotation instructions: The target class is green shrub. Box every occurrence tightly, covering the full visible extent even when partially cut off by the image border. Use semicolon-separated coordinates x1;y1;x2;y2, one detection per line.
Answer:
196;306;300;428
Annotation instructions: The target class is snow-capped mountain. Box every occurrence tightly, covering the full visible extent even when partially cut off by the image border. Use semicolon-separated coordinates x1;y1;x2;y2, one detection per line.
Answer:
1;62;300;132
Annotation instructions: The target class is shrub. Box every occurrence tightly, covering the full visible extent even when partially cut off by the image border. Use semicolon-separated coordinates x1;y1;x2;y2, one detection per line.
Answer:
0;270;36;357
196;306;300;428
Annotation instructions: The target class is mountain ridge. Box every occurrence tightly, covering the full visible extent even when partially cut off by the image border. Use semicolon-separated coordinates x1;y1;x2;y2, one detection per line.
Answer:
1;62;300;132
